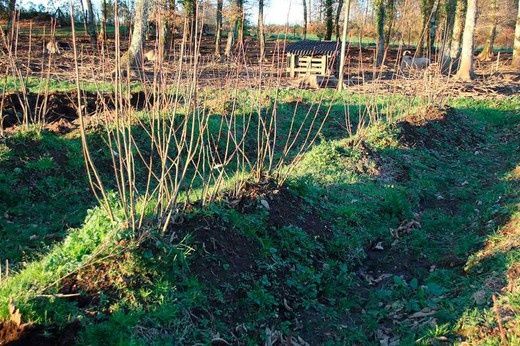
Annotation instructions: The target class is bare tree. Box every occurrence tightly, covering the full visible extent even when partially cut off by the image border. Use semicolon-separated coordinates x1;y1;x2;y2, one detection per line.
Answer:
337;0;351;90
215;0;223;55
120;0;149;67
335;0;344;41
477;0;498;61
99;0;107;43
512;0;520;67
85;0;97;45
385;0;396;48
258;0;266;61
6;0;16;33
303;0;308;39
223;0;244;56
374;0;385;66
417;0;440;57
455;0;478;80
325;0;333;40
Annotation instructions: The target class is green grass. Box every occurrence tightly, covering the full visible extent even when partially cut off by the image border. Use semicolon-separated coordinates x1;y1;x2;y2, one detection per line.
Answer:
0;92;518;344
1;76;143;94
0;130;95;262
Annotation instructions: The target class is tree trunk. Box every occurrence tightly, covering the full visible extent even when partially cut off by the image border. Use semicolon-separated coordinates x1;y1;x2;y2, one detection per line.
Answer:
455;0;477;80
374;0;385;66
6;0;16;33
215;0;223;55
426;0;440;58
416;0;438;57
416;0;431;57
478;0;497;61
303;0;308;39
181;0;196;44
450;0;466;60
309;0;313;24
237;0;244;47
335;0;344;41
258;0;265;61
158;0;168;60
79;0;88;34
324;0;333;40
385;0;395;48
85;0;97;45
224;0;243;54
99;0;107;43
120;0;149;68
440;0;457;59
513;0;520;67
337;0;351;90
167;0;176;52
190;0;197;45
225;1;240;57
224;29;235;57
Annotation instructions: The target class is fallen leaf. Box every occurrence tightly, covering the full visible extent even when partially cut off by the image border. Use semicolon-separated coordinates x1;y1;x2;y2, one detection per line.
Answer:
8;299;22;326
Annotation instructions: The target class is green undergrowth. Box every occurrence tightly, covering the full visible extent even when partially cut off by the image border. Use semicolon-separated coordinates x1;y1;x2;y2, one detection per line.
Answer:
0;130;95;262
0;200;128;321
0;95;519;344
2;76;142;94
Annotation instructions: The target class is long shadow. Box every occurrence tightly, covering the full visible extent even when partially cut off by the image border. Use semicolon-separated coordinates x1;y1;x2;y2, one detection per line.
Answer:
0;131;96;262
128;103;519;344
48;102;519;344
306;105;520;344
4;97;516;344
0;95;381;265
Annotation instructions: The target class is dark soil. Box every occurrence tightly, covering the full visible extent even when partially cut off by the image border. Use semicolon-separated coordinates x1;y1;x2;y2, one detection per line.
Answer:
58;249;138;311
187;215;260;285
0;320;80;346
221;179;332;239
361;243;432;285
266;186;332;239
398;107;482;150
1;91;152;133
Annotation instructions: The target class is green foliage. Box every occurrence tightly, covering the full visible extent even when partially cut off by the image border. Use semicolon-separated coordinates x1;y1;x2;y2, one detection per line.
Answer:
0;200;126;322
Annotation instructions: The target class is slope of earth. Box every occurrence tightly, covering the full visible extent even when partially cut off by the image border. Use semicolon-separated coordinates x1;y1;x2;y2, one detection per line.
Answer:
0;95;518;345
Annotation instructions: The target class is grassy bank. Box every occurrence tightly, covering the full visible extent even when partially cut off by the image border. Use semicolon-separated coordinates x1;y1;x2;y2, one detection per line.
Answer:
0;93;518;344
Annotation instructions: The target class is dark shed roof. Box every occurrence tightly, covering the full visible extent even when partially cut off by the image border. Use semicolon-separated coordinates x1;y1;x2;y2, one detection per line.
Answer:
286;40;340;56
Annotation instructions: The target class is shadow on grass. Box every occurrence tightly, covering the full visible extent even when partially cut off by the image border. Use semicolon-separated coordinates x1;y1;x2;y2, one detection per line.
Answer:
0;95;377;264
1;98;518;344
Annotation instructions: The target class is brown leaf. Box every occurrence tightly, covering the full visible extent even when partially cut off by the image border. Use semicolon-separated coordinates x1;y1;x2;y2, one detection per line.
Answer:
8;299;22;326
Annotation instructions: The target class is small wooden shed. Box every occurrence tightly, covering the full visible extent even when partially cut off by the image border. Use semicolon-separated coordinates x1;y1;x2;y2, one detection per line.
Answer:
286;41;340;78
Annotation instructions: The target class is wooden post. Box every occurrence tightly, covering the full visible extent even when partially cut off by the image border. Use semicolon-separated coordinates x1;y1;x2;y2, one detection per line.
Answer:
289;54;296;77
321;55;327;75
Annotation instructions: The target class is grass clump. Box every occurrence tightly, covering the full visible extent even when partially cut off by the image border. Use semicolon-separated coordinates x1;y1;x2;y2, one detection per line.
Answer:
0;201;127;322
